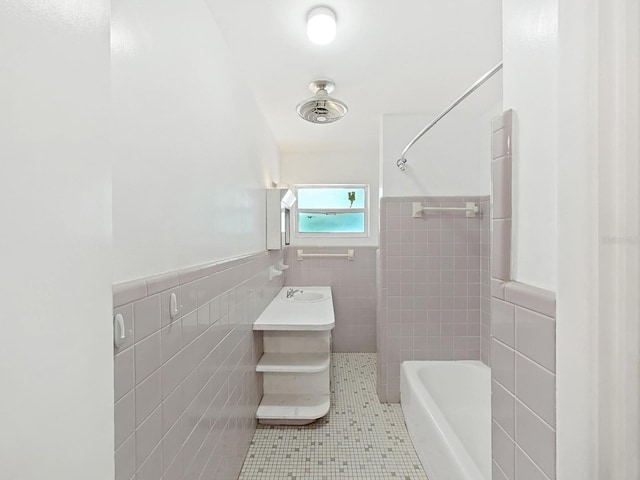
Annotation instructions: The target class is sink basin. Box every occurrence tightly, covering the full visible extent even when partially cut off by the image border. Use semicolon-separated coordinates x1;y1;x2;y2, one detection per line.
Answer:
284;291;328;303
254;286;334;331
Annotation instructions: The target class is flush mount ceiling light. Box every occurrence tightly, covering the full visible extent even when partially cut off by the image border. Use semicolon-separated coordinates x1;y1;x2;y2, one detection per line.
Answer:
306;6;336;45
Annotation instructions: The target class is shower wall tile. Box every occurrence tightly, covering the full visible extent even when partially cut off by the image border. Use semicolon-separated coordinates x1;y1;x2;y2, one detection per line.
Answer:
133;295;161;343
135;406;162;470
112;250;282;480
177;265;203;285
115;434;136;480
516;447;549;480
114;279;147;308
491;278;506;299
492;125;512;159
134;331;161;384
137;442;162;480
491;108;513;132
515;353;556;427
515;400;556;478
490;108;557;480
490;109;512;284
480;196;491;365
491;219;511;280
492;379;515;438
135;370;161;426
491;338;515;393
114;347;134;402
515;307;556;372
376;248;387;399
164;455;182;480
283;246;377;353
146;272;179;296
493;420;516;479
492;298;515;348
492;156;513;219
115;391;135;449
505;282;556;319
378;195;490;402
493;461;510;480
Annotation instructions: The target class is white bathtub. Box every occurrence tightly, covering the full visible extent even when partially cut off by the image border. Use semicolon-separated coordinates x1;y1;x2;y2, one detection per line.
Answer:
400;361;491;480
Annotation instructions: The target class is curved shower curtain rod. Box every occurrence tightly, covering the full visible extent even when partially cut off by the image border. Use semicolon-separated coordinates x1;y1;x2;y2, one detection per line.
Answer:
396;61;503;172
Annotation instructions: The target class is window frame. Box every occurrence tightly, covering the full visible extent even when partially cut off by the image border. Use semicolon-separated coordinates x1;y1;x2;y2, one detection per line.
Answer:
293;184;370;238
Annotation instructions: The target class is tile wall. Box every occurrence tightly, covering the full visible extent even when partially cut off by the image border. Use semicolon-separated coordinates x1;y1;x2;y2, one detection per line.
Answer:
480;197;491;365
490;109;557;480
113;251;283;480
283;246;377;353
377;195;491;402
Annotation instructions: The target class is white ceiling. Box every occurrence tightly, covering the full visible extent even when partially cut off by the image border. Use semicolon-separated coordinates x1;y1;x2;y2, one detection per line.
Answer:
205;0;503;155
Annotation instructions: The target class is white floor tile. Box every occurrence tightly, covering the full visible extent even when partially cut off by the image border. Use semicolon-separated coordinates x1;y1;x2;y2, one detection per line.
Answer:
239;353;427;480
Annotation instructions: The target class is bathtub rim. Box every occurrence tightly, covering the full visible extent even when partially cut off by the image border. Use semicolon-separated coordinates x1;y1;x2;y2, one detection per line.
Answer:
400;360;490;480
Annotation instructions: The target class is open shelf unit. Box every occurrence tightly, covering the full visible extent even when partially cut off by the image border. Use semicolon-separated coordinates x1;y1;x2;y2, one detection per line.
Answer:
257;353;331;373
255;394;330;425
253;288;335;425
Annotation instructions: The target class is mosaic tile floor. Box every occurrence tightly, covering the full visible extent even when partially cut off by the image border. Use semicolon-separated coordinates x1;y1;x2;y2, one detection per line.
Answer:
239;353;428;480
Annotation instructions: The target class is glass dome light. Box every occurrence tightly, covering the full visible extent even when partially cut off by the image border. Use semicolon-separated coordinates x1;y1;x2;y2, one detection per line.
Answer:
307;7;336;45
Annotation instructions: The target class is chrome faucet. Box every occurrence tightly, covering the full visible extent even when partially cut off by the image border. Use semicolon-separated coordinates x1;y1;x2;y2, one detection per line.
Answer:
286;288;303;298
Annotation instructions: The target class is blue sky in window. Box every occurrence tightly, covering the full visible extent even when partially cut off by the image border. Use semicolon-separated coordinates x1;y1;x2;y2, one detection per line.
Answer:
297;188;365;209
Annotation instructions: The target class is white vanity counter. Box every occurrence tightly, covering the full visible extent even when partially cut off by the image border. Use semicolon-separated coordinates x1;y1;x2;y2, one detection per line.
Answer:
253;286;335;425
253;286;335;331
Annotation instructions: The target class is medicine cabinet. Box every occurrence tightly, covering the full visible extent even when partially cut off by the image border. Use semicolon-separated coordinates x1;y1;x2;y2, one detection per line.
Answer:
266;188;296;250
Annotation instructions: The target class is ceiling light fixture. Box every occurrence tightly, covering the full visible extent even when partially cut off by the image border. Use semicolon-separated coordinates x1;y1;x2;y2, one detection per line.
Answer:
306;6;336;45
296;79;348;124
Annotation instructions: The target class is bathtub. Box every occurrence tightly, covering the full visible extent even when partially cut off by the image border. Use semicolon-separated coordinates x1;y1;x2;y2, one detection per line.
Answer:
400;361;491;480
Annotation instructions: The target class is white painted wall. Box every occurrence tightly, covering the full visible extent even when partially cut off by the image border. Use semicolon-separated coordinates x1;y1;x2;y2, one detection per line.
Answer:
381;89;502;198
281;151;380;246
0;1;114;479
504;0;640;476
282;79;502;247
503;0;558;291
112;0;280;282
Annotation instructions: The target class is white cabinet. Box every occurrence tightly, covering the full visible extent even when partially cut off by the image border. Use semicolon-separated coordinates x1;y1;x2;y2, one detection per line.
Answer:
253;287;334;425
266;189;296;250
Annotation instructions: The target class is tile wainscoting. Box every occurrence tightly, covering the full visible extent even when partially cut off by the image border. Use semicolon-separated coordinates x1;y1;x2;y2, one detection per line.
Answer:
377;195;491;402
490;282;556;480
113;251;283;480
283;246;377;353
491;109;557;479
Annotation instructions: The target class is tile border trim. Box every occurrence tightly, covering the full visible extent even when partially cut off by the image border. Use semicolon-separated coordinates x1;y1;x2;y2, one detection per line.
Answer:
504;281;556;319
113;250;270;307
491;280;556;319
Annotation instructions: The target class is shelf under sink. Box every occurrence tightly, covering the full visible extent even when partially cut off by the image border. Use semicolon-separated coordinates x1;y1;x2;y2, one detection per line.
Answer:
256;394;330;425
256;353;330;373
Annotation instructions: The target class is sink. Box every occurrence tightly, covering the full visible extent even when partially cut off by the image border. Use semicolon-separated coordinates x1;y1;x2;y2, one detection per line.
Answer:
254;286;334;331
284;291;328;303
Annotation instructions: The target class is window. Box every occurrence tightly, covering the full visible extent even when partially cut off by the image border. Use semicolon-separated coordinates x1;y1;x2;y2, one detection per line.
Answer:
294;184;369;237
